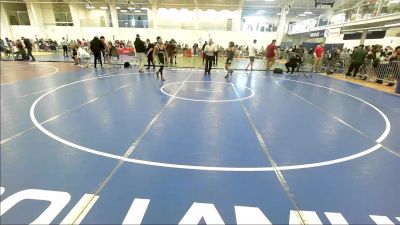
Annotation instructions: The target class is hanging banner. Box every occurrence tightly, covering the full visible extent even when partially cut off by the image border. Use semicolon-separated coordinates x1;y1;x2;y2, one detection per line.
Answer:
310;30;326;38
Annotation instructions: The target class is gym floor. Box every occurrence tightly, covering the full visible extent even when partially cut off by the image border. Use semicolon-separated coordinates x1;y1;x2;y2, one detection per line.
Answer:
1;61;399;224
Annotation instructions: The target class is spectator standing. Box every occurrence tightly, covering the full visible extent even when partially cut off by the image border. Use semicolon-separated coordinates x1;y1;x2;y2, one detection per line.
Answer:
313;42;325;72
167;39;177;65
201;41;207;64
134;34;146;72
90;36;104;69
327;46;340;74
245;39;257;71
61;37;68;57
146;39;156;70
345;45;366;78
213;43;219;66
100;36;110;65
23;38;35;61
266;40;277;71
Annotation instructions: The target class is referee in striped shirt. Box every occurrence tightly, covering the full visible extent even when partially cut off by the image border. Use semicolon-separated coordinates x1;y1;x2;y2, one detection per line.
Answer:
204;38;217;75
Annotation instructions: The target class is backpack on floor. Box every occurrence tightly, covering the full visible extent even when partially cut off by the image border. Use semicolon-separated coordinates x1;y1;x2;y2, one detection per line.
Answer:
273;68;283;74
124;62;131;68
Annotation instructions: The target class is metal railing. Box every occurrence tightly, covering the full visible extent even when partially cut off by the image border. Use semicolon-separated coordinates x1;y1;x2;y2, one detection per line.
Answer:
289;0;400;34
296;53;398;85
374;60;399;83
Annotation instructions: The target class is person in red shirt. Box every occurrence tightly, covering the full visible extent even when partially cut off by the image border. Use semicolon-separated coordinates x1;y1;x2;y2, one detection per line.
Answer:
266;40;277;71
313;42;325;72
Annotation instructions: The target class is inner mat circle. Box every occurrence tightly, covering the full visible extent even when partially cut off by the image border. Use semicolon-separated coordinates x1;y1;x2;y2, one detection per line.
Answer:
160;81;255;102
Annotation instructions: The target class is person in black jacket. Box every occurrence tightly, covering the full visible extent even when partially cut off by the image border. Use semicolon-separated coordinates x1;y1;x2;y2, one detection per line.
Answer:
23;38;35;61
201;41;207;64
90;36;104;69
146;39;155;69
134;34;146;72
285;52;302;74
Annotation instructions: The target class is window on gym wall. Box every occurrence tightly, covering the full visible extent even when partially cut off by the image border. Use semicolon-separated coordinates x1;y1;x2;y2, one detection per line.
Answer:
157;8;195;30
240;9;278;32
53;3;73;26
3;3;30;25
117;10;148;28
79;7;113;27
197;9;237;31
241;16;277;32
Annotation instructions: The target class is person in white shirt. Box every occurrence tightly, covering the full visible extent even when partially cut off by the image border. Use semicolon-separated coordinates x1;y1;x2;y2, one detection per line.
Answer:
77;46;90;67
245;39;257;70
61;37;68;58
204;38;217;75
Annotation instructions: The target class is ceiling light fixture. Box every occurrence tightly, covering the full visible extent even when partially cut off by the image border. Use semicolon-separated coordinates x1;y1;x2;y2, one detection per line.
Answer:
298;14;307;16
257;10;266;13
140;7;148;10
116;7;121;9
100;6;108;9
304;12;313;14
120;9;128;12
134;9;141;12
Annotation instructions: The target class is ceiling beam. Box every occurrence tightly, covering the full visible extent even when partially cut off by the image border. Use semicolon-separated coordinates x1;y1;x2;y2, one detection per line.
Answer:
238;0;245;10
